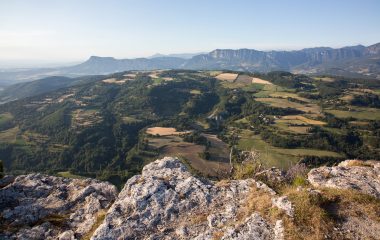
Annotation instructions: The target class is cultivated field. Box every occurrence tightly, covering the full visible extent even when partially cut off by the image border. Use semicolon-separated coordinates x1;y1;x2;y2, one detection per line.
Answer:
146;127;190;136
0;126;19;143
251;77;272;85
146;131;230;177
71;109;103;129
235;75;253;84
269;92;311;103
238;130;342;169
325;107;380;120
102;78;128;84
256;98;321;114
149;71;173;81
278;115;326;125
215;73;238;82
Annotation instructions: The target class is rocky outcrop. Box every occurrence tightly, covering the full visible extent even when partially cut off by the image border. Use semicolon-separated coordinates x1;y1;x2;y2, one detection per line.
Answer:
308;160;380;198
0;174;117;240
91;157;289;240
2;158;380;239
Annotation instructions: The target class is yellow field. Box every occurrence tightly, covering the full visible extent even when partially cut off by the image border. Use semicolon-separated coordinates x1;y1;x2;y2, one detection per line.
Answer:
251;77;272;85
215;73;238;82
102;78;127;84
146;127;190;136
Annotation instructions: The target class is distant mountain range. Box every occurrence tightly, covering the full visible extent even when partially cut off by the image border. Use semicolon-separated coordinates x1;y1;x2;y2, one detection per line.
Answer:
0;43;379;86
148;52;207;59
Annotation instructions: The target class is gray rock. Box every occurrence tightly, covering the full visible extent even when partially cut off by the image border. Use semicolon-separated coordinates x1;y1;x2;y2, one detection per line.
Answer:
271;196;294;217
59;230;75;240
255;168;286;185
91;157;285;240
0;173;117;240
308;160;380;198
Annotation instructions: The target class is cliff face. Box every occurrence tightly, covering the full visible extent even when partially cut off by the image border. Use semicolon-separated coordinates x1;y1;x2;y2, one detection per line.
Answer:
183;44;378;71
0;158;379;240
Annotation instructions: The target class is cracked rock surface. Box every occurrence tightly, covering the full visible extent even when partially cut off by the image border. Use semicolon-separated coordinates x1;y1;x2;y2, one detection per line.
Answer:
92;157;286;240
0;173;117;240
308;160;380;198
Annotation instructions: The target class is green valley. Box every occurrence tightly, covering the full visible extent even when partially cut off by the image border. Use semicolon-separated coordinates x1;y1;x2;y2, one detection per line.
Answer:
0;70;379;186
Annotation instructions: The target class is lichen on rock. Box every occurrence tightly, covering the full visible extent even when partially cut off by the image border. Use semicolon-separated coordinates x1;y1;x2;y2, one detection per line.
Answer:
91;157;287;240
308;160;380;198
0;173;117;240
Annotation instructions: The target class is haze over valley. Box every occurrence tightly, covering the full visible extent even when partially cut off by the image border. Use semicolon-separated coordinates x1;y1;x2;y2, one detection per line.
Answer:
0;1;380;239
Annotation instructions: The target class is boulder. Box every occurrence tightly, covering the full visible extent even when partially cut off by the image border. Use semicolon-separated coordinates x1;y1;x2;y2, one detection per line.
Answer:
0;173;117;240
92;157;287;240
308;160;380;198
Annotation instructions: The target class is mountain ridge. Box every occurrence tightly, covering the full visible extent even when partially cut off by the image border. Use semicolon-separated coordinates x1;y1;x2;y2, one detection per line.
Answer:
0;43;379;86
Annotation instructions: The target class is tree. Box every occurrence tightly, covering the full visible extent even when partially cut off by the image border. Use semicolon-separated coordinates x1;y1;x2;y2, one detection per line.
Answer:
0;160;3;179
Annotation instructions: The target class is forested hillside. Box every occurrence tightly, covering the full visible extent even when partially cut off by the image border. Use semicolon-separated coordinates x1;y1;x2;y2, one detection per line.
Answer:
0;70;379;186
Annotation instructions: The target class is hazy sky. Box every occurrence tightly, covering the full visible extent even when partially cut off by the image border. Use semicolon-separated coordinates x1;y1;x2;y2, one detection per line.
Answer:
1;0;380;65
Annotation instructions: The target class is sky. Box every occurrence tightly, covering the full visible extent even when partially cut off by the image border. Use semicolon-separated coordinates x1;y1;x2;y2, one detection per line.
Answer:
0;0;380;67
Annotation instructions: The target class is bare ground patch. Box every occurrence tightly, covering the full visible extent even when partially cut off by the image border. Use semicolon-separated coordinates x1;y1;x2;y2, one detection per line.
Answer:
146;127;190;136
252;77;273;85
215;73;238;82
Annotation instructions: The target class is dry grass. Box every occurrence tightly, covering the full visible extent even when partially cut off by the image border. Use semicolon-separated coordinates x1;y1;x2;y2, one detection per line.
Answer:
237;186;285;224
341;159;374;168
146;127;190;136
215;179;231;188
233;162;262;180
102;78;127;84
278;185;380;240
0;126;19;143
280;115;326;125
251;77;272;85
281;187;333;240
321;188;380;222
82;210;107;240
235;75;253;84
256;98;321;114
212;231;225;240
189;212;208;225
215;73;238;82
